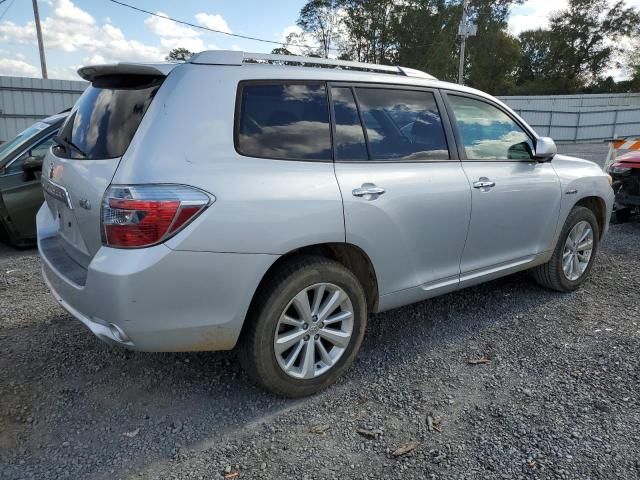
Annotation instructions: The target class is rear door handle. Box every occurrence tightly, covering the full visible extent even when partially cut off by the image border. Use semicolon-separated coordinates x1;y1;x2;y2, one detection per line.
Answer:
473;178;496;190
352;184;386;198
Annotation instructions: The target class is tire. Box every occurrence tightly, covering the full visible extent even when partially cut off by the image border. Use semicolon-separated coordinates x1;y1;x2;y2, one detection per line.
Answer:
532;206;600;292
238;255;367;398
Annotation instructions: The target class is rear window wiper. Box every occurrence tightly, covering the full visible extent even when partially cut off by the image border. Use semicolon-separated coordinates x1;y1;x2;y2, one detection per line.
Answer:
53;134;88;158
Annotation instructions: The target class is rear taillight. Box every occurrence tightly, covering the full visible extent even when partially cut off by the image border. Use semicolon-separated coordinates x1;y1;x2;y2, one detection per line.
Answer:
101;185;211;248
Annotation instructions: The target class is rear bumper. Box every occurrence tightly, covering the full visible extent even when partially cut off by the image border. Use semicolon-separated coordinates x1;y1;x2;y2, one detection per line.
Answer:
37;206;277;352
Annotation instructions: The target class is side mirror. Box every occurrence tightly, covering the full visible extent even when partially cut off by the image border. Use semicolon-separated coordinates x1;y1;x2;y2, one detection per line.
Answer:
534;137;557;162
22;155;44;173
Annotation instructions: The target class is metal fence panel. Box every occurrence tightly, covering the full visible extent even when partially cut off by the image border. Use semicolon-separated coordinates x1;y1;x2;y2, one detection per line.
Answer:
499;93;640;110
0;75;87;143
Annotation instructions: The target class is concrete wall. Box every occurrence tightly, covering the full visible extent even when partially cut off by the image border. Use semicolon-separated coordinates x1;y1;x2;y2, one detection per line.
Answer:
0;76;87;143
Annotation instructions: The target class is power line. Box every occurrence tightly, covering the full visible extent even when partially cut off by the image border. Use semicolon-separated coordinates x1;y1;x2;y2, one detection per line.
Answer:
0;0;15;21
107;0;336;52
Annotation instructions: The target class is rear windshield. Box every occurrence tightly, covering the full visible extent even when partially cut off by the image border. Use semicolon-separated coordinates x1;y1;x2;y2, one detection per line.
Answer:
54;75;162;159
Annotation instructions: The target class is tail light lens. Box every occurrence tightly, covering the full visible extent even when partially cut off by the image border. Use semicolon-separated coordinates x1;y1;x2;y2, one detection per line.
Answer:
102;185;211;248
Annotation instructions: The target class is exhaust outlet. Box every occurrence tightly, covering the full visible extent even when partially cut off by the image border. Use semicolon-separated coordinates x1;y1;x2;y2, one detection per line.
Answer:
108;323;130;343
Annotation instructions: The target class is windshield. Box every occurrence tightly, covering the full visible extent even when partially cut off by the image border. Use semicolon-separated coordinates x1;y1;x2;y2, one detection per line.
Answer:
55;75;162;160
0;121;51;160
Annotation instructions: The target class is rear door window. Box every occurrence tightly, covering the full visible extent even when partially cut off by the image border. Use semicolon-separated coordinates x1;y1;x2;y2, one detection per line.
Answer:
54;75;162;160
354;88;450;161
236;82;332;161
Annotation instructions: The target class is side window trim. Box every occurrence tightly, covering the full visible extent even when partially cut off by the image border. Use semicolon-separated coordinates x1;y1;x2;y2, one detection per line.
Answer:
233;79;334;163
327;85;371;161
441;90;537;162
328;82;458;163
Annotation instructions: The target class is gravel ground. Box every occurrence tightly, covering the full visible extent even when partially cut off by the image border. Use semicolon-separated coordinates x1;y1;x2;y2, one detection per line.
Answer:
1;155;639;479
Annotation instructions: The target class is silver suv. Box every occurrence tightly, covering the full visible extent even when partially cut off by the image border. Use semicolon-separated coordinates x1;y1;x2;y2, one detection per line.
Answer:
38;51;614;397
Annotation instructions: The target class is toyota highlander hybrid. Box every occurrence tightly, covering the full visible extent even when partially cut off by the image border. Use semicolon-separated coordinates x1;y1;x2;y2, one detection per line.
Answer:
38;51;614;397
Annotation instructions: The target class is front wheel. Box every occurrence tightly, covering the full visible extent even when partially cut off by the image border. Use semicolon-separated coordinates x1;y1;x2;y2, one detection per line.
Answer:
533;206;600;292
238;256;367;397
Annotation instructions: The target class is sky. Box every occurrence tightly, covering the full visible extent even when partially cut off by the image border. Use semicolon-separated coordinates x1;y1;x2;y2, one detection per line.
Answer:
0;0;637;81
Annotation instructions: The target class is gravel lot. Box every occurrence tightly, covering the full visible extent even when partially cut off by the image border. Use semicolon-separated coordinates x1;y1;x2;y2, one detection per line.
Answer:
1;151;639;479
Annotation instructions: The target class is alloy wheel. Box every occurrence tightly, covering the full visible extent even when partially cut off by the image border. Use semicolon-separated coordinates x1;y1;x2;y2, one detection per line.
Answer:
562;220;594;281
273;283;354;379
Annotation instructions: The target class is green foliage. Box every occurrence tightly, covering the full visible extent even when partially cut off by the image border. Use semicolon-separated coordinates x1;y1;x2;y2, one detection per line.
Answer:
293;0;640;95
165;48;193;63
271;47;294;55
467;30;520;95
515;0;640;93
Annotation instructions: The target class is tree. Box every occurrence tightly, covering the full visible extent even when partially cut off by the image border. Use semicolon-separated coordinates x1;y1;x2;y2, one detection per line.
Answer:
337;0;398;64
165;48;194;63
271;47;294;55
515;0;640;93
392;0;461;81
297;0;342;58
467;30;520;94
550;0;639;82
464;0;524;90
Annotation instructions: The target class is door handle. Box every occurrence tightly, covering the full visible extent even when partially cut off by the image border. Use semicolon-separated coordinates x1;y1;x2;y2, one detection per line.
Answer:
473;178;496;190
352;184;386;198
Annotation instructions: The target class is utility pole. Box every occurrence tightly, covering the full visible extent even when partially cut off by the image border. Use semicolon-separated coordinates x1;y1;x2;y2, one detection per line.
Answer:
457;0;475;85
32;0;48;79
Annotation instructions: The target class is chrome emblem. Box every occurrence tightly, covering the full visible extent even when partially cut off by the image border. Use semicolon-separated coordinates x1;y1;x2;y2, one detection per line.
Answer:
79;199;91;210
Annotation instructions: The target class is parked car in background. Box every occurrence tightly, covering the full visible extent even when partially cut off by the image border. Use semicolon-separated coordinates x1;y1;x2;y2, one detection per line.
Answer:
608;151;640;222
38;52;613;397
0;113;67;246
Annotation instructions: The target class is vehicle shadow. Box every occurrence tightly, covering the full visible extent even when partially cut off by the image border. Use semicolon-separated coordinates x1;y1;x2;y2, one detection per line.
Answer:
0;235;624;479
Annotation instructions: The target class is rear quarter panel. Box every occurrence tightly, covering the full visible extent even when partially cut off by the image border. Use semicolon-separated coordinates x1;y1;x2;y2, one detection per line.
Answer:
112;64;345;254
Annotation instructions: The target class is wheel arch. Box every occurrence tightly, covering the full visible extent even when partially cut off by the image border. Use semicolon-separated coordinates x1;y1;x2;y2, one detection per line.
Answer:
247;243;380;322
574;195;607;239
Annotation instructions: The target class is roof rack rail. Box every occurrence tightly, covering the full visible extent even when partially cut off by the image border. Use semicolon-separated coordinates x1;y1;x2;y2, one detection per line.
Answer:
189;50;437;80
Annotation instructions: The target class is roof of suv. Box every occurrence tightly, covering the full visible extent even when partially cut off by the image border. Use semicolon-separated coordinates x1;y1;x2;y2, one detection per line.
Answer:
76;50;504;110
187;50;491;98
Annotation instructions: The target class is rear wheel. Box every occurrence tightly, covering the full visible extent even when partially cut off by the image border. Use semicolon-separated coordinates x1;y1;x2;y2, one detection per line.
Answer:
533;206;600;292
238;256;367;397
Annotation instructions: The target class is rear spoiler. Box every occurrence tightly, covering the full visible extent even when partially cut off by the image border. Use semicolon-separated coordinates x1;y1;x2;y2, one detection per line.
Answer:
77;63;177;82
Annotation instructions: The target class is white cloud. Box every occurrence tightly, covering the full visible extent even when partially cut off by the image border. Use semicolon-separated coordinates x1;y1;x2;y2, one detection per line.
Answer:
195;13;231;34
508;0;568;36
0;58;39;77
277;24;318;55
508;0;640;36
159;36;207;53
53;0;94;25
0;0;164;77
145;11;201;38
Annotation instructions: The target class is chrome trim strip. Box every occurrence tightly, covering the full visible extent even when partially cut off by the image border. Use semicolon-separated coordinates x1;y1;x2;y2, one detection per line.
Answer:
42;176;73;210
